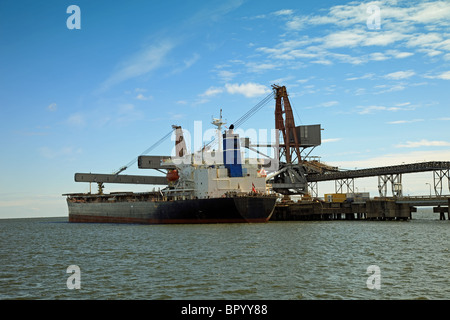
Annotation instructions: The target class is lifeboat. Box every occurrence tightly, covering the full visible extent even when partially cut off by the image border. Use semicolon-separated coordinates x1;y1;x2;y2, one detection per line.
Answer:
166;169;179;182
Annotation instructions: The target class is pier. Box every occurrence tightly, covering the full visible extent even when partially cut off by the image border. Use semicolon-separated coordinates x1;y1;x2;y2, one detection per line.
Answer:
262;86;450;221
270;160;450;222
271;196;450;221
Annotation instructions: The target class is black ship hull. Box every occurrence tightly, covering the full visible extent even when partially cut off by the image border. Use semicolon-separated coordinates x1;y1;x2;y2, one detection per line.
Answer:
66;193;276;224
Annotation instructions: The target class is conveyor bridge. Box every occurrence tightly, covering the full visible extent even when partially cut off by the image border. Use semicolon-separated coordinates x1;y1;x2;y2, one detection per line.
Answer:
306;161;450;197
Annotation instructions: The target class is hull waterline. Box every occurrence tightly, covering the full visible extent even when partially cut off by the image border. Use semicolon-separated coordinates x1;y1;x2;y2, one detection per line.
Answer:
67;193;276;224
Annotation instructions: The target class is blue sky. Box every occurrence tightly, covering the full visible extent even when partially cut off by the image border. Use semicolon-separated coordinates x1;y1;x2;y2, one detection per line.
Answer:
1;0;450;218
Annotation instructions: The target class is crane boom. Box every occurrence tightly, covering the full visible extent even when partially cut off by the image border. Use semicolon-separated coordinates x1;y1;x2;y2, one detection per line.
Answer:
74;173;167;185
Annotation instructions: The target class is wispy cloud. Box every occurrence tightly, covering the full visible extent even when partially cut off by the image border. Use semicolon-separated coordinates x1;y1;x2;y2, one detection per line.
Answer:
283;1;450;30
67;113;86;127
170;53;200;75
320;101;339;107
252;1;450;69
396;139;450;148
39;146;82;159
395;102;411;107
322;138;342;143
186;0;245;24
384;70;416;80
215;69;239;82
306;100;339;109
387;50;414;59
374;83;407;94
200;86;224;97
115;103;144;124
357;104;415;114
97;0;247;94
346;73;375;81
245;62;278;73
225;83;270;98
135;93;153;101
387;119;424;124
192;81;272;108
98;40;176;92
273;9;294;16
168;112;186;120
47;103;57;112
425;70;450;80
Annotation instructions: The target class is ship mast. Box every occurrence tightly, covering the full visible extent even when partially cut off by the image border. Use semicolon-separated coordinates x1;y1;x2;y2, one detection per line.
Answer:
211;109;226;156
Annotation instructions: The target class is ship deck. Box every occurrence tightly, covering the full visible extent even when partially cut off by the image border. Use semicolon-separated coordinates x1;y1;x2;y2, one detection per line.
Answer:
64;191;278;203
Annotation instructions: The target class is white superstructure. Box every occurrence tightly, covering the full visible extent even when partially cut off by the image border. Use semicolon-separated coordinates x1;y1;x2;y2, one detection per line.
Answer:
161;113;270;200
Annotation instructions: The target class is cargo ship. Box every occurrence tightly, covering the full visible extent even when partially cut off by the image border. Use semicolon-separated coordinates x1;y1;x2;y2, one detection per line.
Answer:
64;112;277;224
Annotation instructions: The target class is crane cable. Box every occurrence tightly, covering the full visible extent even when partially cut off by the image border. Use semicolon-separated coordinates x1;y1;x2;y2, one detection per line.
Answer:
114;129;174;174
232;91;275;128
203;90;275;150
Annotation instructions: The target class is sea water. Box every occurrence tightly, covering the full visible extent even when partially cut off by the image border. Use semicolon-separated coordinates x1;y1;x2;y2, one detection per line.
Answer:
0;210;449;300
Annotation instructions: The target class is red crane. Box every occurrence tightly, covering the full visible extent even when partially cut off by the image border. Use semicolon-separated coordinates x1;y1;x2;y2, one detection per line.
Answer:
273;84;302;164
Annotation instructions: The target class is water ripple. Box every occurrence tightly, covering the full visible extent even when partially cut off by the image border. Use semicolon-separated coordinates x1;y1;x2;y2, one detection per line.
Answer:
1;217;449;299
